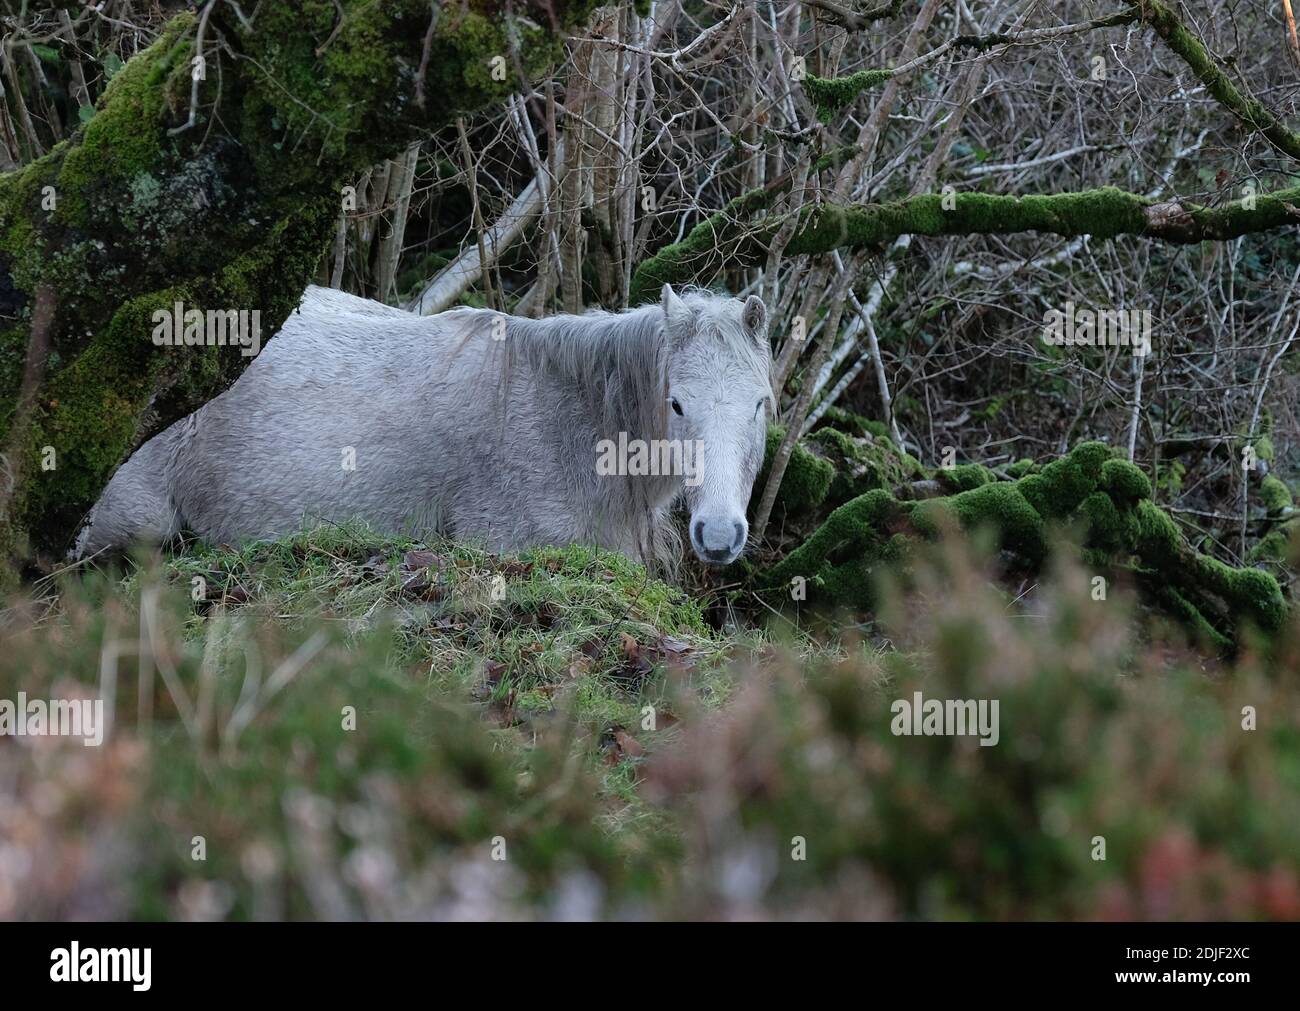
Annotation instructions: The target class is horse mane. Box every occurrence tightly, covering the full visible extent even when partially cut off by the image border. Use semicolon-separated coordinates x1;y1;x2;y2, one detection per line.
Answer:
500;303;670;445
495;288;771;434
494;303;673;571
443;290;768;574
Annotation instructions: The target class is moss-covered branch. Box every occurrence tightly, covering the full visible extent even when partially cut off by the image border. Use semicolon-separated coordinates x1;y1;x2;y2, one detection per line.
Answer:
631;183;1300;295
649;0;1300;296
1140;0;1300;163
804;69;894;122
0;0;614;569
802;0;906;33
627;145;856;303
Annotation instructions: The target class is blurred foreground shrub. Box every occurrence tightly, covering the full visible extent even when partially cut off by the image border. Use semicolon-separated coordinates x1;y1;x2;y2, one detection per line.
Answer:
1;531;1297;920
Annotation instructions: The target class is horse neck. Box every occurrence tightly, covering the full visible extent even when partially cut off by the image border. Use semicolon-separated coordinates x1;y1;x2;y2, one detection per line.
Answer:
502;308;684;520
503;306;669;444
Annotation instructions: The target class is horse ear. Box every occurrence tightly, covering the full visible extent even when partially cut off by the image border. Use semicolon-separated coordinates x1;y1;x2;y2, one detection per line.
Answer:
742;294;768;342
661;284;690;336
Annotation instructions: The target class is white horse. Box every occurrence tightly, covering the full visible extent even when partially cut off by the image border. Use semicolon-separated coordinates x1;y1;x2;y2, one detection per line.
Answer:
73;284;773;568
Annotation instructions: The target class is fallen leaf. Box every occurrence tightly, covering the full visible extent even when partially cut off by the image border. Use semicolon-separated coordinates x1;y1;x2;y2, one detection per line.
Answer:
614;727;645;757
518;602;559;628
401;550;444;572
601;725;645;766
653;635;697;670
400;573;446;600
613;633;655;689
358;553;390;579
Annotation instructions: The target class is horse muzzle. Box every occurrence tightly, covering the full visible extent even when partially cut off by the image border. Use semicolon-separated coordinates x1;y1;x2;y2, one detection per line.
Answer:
690;514;747;565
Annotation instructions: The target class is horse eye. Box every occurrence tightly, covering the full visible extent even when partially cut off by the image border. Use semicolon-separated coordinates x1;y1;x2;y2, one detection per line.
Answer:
671;398;684;416
755;398;766;415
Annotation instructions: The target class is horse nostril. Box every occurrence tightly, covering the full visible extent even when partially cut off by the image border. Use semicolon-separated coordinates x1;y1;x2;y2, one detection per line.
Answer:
692;520;705;546
733;522;746;549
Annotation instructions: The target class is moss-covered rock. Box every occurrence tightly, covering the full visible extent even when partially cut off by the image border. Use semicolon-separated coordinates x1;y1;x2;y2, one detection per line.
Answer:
1100;457;1152;502
1248;476;1297;567
757;441;1288;649
1261;475;1294;515
1249;521;1300;566
813;405;892;441
751;424;836;519
1005;458;1038;479
937;462;997;494
806;425;923;507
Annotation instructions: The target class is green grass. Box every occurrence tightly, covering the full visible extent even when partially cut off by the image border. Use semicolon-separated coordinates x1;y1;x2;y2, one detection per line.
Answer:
132;523;744;732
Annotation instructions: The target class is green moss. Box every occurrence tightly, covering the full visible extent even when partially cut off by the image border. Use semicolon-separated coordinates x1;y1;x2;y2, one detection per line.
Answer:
807;425;918;506
628;146;857;302
814;405;889;440
1019;441;1111;518
763;489;901;610
54;16;192;228
1128;499;1180;567
938;462;996;493
804;69;893;121
1191;555;1287;634
1128;497;1286;636
948;482;1046;560
1260;475;1293;515
1225;568;1286;633
757;440;1290;649
1080;491;1128;555
638;169;1300;295
1150;583;1234;653
16;288;187;546
1140;0;1300;163
1100;458;1152;502
752;424;836;518
1249;521;1298;565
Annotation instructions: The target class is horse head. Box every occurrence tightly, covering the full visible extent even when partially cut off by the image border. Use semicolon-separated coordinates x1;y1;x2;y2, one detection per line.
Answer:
660;284;773;565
